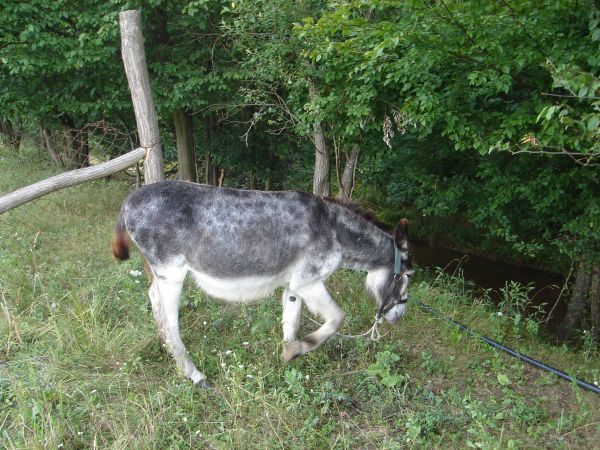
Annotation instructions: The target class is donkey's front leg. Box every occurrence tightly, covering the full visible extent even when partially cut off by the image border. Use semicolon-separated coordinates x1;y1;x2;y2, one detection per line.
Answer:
282;281;345;363
149;267;209;387
281;288;302;343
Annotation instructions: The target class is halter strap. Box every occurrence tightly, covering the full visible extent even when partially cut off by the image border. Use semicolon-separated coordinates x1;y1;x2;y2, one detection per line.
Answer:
394;245;402;279
376;244;407;320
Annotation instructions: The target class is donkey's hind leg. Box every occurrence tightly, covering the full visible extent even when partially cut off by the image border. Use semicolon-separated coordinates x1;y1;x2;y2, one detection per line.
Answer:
149;266;208;387
282;288;302;343
282;281;345;363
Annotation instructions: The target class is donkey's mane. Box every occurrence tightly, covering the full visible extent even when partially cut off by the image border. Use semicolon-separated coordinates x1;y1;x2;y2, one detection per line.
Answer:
324;197;392;233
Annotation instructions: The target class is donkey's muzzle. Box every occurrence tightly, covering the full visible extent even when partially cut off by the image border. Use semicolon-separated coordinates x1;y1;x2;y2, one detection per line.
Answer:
384;303;407;324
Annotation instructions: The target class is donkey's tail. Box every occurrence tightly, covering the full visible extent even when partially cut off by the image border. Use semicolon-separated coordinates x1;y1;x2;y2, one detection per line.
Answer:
111;212;130;261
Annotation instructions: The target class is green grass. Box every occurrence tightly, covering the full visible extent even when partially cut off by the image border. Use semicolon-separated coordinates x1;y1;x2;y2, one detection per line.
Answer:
1;145;599;449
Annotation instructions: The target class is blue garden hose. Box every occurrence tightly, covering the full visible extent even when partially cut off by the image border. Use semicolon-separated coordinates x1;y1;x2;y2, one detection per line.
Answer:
417;302;600;395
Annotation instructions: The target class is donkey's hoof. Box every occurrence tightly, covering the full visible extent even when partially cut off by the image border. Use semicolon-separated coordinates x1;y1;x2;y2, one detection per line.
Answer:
194;378;212;389
282;341;304;364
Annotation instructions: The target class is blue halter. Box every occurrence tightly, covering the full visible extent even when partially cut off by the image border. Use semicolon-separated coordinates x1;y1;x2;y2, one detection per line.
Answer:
394;245;403;280
376;244;408;320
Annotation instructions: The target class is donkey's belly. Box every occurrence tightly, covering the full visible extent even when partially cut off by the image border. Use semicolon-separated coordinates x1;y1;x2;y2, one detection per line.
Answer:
189;268;289;302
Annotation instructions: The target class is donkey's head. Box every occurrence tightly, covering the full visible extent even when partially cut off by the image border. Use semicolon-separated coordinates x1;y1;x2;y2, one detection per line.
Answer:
366;218;414;324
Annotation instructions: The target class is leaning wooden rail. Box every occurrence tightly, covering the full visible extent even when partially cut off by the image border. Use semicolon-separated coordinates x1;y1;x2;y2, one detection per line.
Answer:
0;147;146;214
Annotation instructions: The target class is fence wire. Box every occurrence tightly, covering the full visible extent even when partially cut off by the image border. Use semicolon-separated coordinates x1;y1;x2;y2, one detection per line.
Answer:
1;119;140;204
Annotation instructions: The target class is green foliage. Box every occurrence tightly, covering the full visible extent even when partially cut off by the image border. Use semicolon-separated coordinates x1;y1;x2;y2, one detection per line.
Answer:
2;0;599;271
0;0;131;124
298;0;600;268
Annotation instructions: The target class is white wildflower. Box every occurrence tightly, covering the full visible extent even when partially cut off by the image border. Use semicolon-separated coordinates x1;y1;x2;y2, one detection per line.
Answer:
51;303;57;309
225;350;233;355
243;341;249;346
183;417;188;422
497;312;503;316
246;374;253;379
203;321;207;325
130;269;143;277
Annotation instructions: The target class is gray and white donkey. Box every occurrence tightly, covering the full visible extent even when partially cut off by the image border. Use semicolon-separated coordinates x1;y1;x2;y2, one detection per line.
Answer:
112;180;413;387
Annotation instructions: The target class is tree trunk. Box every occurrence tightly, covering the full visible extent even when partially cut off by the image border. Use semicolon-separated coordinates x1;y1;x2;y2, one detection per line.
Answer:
77;128;90;168
590;265;600;343
0;119;12;140
312;123;330;197
62;123;78;169
211;165;217;186
120;10;165;184
14;118;23;152
337;144;360;199
264;144;274;191
41;127;63;167
203;115;215;185
1;118;20;150
308;79;330;197
205;152;213;184
173;108;197;182
558;260;592;342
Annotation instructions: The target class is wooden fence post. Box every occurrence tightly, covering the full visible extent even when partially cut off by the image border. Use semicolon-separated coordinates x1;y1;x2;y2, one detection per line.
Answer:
119;10;164;184
0;148;147;214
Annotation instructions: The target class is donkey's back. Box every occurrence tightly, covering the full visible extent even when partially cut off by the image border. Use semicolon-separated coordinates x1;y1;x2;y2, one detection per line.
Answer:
110;181;341;301
113;181;341;296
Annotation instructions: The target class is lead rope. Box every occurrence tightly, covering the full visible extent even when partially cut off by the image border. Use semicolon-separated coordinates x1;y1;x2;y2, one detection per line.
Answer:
308;315;386;341
360;316;385;341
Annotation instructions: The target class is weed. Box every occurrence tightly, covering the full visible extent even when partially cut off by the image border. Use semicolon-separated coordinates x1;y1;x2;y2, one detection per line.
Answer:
498;281;546;338
580;328;598;359
367;351;407;388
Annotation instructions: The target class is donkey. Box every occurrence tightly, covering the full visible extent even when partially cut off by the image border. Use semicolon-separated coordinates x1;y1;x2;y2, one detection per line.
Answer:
112;180;413;387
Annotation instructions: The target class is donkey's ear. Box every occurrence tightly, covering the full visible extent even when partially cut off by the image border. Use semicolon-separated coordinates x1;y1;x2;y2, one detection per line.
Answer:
394;218;409;250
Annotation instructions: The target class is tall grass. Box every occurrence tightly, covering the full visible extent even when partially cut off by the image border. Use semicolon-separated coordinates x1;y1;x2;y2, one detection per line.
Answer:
1;146;599;448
